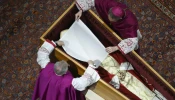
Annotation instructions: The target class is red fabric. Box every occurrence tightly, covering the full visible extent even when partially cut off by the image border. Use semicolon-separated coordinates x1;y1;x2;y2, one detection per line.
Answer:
117;45;125;55
44;5;175;99
46;39;56;47
97;51;155;100
97;67;140;100
119;84;140;100
75;1;83;11
110;51;127;64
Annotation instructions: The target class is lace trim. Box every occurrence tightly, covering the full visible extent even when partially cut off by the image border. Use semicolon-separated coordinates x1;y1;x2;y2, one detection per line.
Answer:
83;72;93;84
39;47;49;54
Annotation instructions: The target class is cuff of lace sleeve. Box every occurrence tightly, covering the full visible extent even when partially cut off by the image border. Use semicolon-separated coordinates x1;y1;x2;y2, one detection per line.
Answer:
117;45;125;54
86;67;100;82
46;39;56;48
88;64;97;69
75;1;83;11
41;40;55;54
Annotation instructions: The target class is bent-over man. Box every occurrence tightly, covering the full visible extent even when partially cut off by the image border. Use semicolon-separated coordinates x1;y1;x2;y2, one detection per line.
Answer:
75;0;142;54
32;39;100;100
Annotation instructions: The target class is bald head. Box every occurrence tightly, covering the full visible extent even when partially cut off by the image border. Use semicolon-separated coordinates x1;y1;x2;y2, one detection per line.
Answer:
54;60;69;75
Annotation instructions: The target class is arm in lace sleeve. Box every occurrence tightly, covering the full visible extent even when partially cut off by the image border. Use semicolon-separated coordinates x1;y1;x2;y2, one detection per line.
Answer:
118;37;138;54
72;66;100;91
75;0;95;12
37;40;56;68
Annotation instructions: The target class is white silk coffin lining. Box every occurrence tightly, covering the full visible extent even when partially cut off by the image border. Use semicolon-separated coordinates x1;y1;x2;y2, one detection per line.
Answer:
59;20;108;62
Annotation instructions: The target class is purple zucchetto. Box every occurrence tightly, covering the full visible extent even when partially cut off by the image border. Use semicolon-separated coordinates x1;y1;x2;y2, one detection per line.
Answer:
111;7;125;18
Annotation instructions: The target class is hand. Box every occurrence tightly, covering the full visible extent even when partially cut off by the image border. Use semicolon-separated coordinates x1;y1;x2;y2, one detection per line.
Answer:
88;60;94;65
88;60;101;69
56;41;64;46
106;46;118;53
75;10;82;21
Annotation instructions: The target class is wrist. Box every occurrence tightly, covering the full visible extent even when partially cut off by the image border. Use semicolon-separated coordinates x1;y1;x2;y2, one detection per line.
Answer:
55;42;59;47
55;41;64;46
114;46;118;51
89;63;97;69
46;39;56;47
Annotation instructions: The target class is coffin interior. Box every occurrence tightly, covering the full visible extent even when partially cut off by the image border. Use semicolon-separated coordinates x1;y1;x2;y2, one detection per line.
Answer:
40;3;175;100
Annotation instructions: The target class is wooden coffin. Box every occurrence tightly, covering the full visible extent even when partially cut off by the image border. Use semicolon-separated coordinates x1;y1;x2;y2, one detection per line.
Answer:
40;2;175;100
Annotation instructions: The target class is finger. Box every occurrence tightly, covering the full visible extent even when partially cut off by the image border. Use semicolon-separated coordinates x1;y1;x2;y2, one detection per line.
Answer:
108;49;112;53
75;15;77;21
106;48;110;52
107;49;112;53
108;48;113;53
108;48;112;53
76;16;79;21
61;42;65;46
75;14;79;20
77;16;80;21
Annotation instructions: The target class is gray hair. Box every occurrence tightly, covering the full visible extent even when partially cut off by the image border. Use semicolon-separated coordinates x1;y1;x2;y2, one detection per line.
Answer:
54;60;69;75
108;8;121;21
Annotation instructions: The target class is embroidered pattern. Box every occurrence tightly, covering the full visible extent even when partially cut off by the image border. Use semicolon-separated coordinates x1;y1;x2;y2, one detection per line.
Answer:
76;0;94;11
118;38;138;54
39;47;49;54
82;72;93;84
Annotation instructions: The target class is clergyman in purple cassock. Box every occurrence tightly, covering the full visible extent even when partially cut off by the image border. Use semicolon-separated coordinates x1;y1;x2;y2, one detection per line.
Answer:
32;39;100;100
75;0;142;54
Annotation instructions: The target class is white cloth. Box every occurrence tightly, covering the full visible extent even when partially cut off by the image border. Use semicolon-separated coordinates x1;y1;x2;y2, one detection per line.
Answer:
76;0;95;12
137;29;142;40
120;62;134;70
37;41;100;91
109;75;120;89
152;89;167;100
59;20;108;62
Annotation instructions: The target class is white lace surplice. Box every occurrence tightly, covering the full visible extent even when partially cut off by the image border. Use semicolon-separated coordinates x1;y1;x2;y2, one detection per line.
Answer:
76;0;95;11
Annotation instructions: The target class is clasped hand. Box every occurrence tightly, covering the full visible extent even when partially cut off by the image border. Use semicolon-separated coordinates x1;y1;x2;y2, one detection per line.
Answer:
88;60;100;69
75;10;83;21
56;41;64;46
106;46;119;53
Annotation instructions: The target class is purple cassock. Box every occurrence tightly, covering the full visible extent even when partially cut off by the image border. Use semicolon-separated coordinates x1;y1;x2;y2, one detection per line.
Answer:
95;0;138;39
32;63;85;100
76;0;140;54
32;40;100;100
